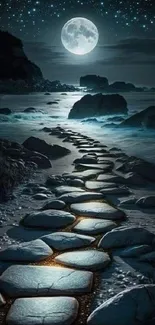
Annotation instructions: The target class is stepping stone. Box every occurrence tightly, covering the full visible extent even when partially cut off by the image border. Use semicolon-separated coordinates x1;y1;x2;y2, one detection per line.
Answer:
74;218;117;235
100;186;131;195
97;174;125;183
65;170;101;181
74;157;97;164
58;192;103;204
6;297;79;325
99;227;155;249
120;245;152;258
75;163;112;171
32;193;48;200
41;200;66;210
0;265;93;297
22;210;76;229
70;202;125;220
87;285;155;325
85;181;119;190
55;250;111;271
42;232;95;250
79;148;106;153
0;293;5;306
0;239;53;262
54;186;85;195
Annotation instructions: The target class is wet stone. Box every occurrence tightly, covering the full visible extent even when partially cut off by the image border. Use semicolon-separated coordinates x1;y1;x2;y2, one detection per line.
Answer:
100;186;131;195
32;193;48;200
54;186;85;195
64;170;101;181
58;191;103;204
6;297;79;325
74;218;117;235
55;250;111;271
85;181;118;191
75;163;112;171
97;174;125;183
0;265;93;297
99;227;155;249
0;239;53;262
87;285;155;325
41;200;66;210
70;202;125;220
41;232;95;250
22;210;76;229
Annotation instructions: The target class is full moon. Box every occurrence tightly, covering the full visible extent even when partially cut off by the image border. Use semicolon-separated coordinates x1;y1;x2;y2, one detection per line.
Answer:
61;17;99;55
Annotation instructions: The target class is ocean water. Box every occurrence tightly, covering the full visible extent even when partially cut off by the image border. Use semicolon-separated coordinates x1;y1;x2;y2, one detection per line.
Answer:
0;91;155;163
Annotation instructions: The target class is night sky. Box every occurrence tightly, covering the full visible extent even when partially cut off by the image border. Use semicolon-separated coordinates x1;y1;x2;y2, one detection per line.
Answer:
0;0;155;86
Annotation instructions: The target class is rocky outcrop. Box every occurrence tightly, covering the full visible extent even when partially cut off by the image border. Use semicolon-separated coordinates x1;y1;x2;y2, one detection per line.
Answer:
108;81;136;92
0;31;43;82
0;108;12;115
0;138;52;201
80;75;109;89
23;136;71;158
120;106;155;128
68;93;128;119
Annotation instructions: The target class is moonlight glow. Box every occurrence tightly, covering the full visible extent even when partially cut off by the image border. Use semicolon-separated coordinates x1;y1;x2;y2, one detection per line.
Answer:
61;17;99;55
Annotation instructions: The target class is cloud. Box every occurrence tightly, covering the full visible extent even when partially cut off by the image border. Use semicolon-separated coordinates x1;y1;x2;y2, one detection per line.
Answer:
103;38;155;55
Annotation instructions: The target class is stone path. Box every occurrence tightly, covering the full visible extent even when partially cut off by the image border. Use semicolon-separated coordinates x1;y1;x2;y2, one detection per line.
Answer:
1;126;155;325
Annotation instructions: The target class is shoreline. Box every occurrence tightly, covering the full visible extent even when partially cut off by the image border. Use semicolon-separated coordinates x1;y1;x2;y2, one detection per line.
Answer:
1;125;155;324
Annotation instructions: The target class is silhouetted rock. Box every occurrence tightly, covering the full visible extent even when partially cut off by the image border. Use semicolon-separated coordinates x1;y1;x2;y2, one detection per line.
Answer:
23;107;36;113
0;108;12;115
0;31;43;81
23;136;70;158
80;75;109;89
108;81;136;92
120;106;155;128
68;93;128;119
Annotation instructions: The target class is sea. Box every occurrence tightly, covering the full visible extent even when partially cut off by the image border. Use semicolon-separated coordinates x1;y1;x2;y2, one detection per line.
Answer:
0;91;155;163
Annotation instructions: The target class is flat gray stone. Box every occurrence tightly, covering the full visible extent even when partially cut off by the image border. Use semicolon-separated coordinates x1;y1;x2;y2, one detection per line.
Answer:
65;170;101;181
120;245;152;258
32;193;48;200
55;250;111;271
0;265;93;297
0;293;5;306
58;192;103;204
22;210;76;229
74;218;117;235
100;186;131;195
70;202;125;220
87;285;155;325
79;148;106;153
0;239;53;262
97;174;125;183
6;297;79;325
41;232;95;250
75;163;112;171
41;200;66;210
99;227;155;249
55;186;85;195
85;181;117;190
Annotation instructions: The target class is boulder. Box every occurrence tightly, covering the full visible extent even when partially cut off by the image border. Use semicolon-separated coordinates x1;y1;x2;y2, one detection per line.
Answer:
68;93;128;119
87;285;155;325
23;107;36;113
136;196;155;208
120;106;155;128
29;153;51;169
23;136;70;158
99;227;155;249
0;108;12;115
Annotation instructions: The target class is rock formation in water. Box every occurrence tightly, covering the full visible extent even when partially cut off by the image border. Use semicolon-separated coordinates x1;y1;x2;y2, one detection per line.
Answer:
80;75;109;89
120;106;155;128
68;93;128;119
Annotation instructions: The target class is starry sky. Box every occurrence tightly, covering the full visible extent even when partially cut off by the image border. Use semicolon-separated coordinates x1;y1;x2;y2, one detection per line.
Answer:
0;0;155;86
